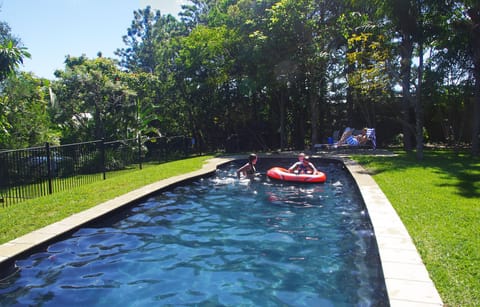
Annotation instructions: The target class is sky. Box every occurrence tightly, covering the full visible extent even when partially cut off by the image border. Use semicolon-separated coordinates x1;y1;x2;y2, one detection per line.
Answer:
0;0;187;79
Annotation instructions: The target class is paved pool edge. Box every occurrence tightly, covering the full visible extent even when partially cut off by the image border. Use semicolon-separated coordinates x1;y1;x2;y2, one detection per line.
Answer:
0;155;443;306
343;158;443;307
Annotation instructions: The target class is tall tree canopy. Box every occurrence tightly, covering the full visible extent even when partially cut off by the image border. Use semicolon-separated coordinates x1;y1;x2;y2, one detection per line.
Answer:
2;0;480;158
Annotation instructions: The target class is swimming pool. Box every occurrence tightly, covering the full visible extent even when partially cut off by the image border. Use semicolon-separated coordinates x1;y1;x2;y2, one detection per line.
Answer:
0;158;388;306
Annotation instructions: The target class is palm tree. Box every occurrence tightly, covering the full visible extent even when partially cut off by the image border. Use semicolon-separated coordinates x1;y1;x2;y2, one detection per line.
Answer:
0;40;30;82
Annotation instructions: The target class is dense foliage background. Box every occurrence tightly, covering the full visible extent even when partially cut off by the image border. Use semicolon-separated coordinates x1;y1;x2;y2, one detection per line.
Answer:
1;0;480;158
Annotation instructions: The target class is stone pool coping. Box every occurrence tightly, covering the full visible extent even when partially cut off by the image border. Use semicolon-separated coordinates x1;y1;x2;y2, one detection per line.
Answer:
342;158;443;306
0;155;443;306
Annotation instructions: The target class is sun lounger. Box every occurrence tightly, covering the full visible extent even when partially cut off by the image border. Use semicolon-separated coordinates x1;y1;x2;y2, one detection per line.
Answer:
313;128;376;151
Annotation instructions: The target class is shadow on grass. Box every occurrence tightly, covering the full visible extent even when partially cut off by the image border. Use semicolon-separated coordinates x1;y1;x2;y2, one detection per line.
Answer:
355;149;480;199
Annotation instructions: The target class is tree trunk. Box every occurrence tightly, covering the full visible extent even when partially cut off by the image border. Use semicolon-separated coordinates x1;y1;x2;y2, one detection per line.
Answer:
280;86;287;151
346;62;355;126
472;68;480;156
400;37;414;152
416;41;424;160
94;105;104;140
315;64;328;145
310;87;319;146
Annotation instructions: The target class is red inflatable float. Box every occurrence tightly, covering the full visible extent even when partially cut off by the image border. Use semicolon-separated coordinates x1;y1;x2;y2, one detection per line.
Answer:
266;167;326;183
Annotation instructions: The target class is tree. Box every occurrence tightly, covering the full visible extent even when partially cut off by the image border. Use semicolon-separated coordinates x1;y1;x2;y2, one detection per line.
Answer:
0;20;30;82
115;6;162;73
0;72;55;148
424;1;480;155
382;0;421;153
462;2;480;156
0;40;30;82
262;0;353;148
179;0;215;30
0;20;32;147
124;71;165;138
340;11;392;128
53;56;136;142
175;24;237;150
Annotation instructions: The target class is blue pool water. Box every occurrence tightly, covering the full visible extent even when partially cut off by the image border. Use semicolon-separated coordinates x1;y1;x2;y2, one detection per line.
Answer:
0;159;388;306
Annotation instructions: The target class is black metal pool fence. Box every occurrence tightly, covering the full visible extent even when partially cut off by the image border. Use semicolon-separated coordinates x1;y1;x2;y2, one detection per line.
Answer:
0;136;192;206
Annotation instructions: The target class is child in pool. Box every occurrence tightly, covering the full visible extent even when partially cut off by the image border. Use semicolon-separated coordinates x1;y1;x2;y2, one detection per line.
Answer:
237;153;258;179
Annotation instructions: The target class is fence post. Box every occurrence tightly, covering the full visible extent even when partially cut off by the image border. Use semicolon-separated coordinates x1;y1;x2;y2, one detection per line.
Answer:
101;139;106;180
46;142;53;194
138;135;143;170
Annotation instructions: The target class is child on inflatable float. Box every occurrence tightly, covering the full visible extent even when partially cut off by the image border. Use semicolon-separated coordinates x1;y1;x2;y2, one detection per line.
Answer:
267;153;326;183
288;153;317;174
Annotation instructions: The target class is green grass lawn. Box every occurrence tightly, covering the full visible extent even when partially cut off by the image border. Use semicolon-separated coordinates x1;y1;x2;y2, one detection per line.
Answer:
0;155;213;244
354;150;480;307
